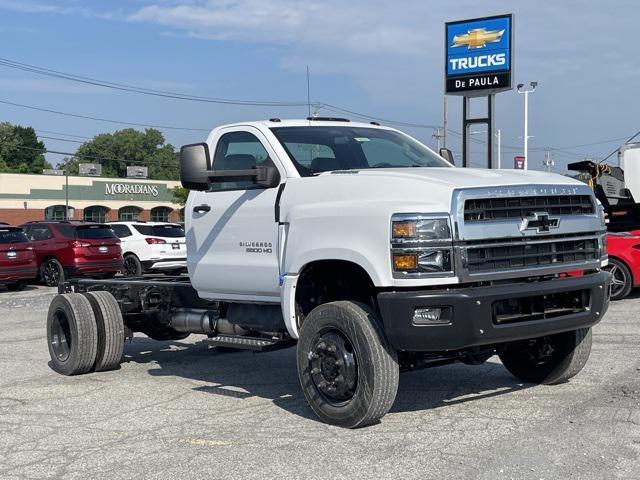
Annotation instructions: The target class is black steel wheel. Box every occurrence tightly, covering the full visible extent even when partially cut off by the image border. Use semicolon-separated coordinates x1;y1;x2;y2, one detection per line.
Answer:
309;329;358;405
604;258;632;301
297;301;399;428
123;254;142;277
499;328;592;385
41;258;64;287
47;293;97;375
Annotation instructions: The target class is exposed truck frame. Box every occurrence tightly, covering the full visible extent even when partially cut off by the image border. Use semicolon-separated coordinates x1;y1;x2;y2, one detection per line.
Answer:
47;118;611;428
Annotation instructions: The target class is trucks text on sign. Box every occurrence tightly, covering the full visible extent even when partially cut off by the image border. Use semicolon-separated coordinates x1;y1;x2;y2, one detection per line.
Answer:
445;14;513;96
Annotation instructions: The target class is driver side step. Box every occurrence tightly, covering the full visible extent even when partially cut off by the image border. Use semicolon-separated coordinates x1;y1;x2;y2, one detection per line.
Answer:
208;334;296;352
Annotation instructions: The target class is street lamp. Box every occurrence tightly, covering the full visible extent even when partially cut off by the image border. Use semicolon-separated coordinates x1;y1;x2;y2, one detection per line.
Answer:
517;81;538;170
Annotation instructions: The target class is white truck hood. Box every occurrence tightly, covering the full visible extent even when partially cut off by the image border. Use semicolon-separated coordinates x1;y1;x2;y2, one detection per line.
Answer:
319;167;580;189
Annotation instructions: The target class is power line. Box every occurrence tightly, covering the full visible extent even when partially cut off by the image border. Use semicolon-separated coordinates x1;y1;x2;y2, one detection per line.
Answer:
0;98;210;132
37;135;84;144
0;57;309;107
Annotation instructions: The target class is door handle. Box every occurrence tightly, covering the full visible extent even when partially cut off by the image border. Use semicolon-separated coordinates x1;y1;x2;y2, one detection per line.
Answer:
193;204;211;213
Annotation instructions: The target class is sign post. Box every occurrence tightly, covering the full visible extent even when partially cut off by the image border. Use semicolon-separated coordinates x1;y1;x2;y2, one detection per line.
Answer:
445;14;514;168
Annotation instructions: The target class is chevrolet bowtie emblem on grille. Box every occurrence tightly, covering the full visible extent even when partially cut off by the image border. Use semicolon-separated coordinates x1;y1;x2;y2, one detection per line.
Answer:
451;28;505;49
520;212;561;234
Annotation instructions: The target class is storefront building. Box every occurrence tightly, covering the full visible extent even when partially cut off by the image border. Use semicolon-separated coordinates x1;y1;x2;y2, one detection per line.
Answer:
0;173;183;225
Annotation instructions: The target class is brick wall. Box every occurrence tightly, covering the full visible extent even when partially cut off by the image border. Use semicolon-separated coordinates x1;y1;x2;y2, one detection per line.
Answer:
1;207;183;225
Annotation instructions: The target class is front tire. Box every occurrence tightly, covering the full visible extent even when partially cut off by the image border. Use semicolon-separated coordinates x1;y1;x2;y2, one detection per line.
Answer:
499;328;592;385
604;257;633;300
296;301;399;428
47;293;98;375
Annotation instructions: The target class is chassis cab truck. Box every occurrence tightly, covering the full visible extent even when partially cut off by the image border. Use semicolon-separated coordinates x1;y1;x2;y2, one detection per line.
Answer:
47;118;610;428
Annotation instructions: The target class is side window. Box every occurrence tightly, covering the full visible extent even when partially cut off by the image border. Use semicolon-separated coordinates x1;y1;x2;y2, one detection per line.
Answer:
30;225;53;241
211;131;270;191
111;224;132;238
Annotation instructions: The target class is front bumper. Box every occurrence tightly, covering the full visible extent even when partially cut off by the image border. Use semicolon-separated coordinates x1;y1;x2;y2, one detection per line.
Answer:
377;271;610;352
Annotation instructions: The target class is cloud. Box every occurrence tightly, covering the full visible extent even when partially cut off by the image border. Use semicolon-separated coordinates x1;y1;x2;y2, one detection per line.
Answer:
0;0;120;19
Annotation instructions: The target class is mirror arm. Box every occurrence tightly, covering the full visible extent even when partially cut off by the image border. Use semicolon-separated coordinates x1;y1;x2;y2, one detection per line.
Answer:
206;166;267;182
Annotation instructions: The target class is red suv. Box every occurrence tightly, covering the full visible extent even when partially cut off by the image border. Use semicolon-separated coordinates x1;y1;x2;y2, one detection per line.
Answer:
0;224;38;290
21;221;123;286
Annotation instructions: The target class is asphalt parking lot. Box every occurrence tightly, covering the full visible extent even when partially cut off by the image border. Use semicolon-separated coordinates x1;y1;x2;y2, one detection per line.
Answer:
0;285;638;479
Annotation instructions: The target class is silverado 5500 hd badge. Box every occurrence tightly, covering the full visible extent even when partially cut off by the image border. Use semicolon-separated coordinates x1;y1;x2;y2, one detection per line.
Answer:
239;241;273;254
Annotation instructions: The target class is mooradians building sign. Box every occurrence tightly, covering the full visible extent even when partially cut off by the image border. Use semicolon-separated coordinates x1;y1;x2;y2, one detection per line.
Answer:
105;183;160;197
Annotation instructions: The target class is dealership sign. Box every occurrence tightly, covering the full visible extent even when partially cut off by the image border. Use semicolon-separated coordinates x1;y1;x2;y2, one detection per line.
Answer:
445;14;513;95
105;183;159;197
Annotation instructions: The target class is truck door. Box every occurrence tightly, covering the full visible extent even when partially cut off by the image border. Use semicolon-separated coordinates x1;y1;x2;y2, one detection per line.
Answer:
187;128;284;301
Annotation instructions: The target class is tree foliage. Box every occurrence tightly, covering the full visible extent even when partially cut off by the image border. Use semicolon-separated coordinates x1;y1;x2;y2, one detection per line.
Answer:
171;186;189;206
0;122;51;173
60;128;179;180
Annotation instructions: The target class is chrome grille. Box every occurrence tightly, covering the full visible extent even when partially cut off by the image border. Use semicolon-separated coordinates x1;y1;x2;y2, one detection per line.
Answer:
463;234;599;274
464;195;594;222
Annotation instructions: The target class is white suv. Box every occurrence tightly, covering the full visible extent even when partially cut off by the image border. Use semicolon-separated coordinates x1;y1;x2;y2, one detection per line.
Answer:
109;222;186;276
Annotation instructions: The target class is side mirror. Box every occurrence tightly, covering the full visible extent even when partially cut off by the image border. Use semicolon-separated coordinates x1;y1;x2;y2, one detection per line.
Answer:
439;148;455;165
180;143;211;191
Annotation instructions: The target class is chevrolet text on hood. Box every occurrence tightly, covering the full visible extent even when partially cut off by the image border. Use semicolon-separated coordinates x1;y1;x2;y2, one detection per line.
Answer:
46;118;611;429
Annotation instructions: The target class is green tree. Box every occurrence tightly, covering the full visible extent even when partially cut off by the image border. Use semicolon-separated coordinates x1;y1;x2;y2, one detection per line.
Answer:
171;186;189;206
60;128;179;180
0;122;51;173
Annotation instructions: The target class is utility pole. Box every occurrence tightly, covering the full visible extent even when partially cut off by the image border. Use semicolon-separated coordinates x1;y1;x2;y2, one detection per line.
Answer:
517;81;538;170
496;129;501;169
64;170;69;220
306;65;311;118
433;127;444;150
543;150;554;173
443;95;448;148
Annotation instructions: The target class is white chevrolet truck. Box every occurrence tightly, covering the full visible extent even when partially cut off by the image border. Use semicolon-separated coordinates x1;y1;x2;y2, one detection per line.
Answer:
47;118;610;428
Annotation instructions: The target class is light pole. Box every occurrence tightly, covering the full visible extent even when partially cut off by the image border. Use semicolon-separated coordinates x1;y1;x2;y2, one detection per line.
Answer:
517;81;538;170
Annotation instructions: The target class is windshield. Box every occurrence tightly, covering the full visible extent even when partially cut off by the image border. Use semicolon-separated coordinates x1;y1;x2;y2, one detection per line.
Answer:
270;126;450;176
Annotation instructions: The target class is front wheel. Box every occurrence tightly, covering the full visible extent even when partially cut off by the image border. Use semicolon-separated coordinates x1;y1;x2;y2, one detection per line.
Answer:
499;328;592;385
296;301;399;428
604;258;633;300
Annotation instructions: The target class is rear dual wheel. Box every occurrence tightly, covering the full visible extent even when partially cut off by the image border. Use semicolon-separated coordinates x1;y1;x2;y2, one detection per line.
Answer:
47;292;124;375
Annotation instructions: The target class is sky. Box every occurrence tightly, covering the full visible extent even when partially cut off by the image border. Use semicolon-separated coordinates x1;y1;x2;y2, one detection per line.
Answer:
0;0;638;172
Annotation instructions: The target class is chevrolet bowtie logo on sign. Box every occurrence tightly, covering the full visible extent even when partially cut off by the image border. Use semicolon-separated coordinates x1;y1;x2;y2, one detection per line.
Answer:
451;28;505;49
445;14;513;95
519;212;561;234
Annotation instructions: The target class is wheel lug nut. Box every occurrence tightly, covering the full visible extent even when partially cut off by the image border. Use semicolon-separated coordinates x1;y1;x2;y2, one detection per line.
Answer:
311;367;320;375
327;345;337;353
335;374;344;383
335;359;344;366
317;342;327;350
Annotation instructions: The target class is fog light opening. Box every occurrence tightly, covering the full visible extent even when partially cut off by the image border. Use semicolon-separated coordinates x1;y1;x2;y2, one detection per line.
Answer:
412;307;451;326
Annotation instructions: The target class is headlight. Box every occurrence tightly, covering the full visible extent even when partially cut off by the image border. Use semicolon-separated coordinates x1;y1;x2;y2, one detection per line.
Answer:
390;214;454;278
392;218;451;240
